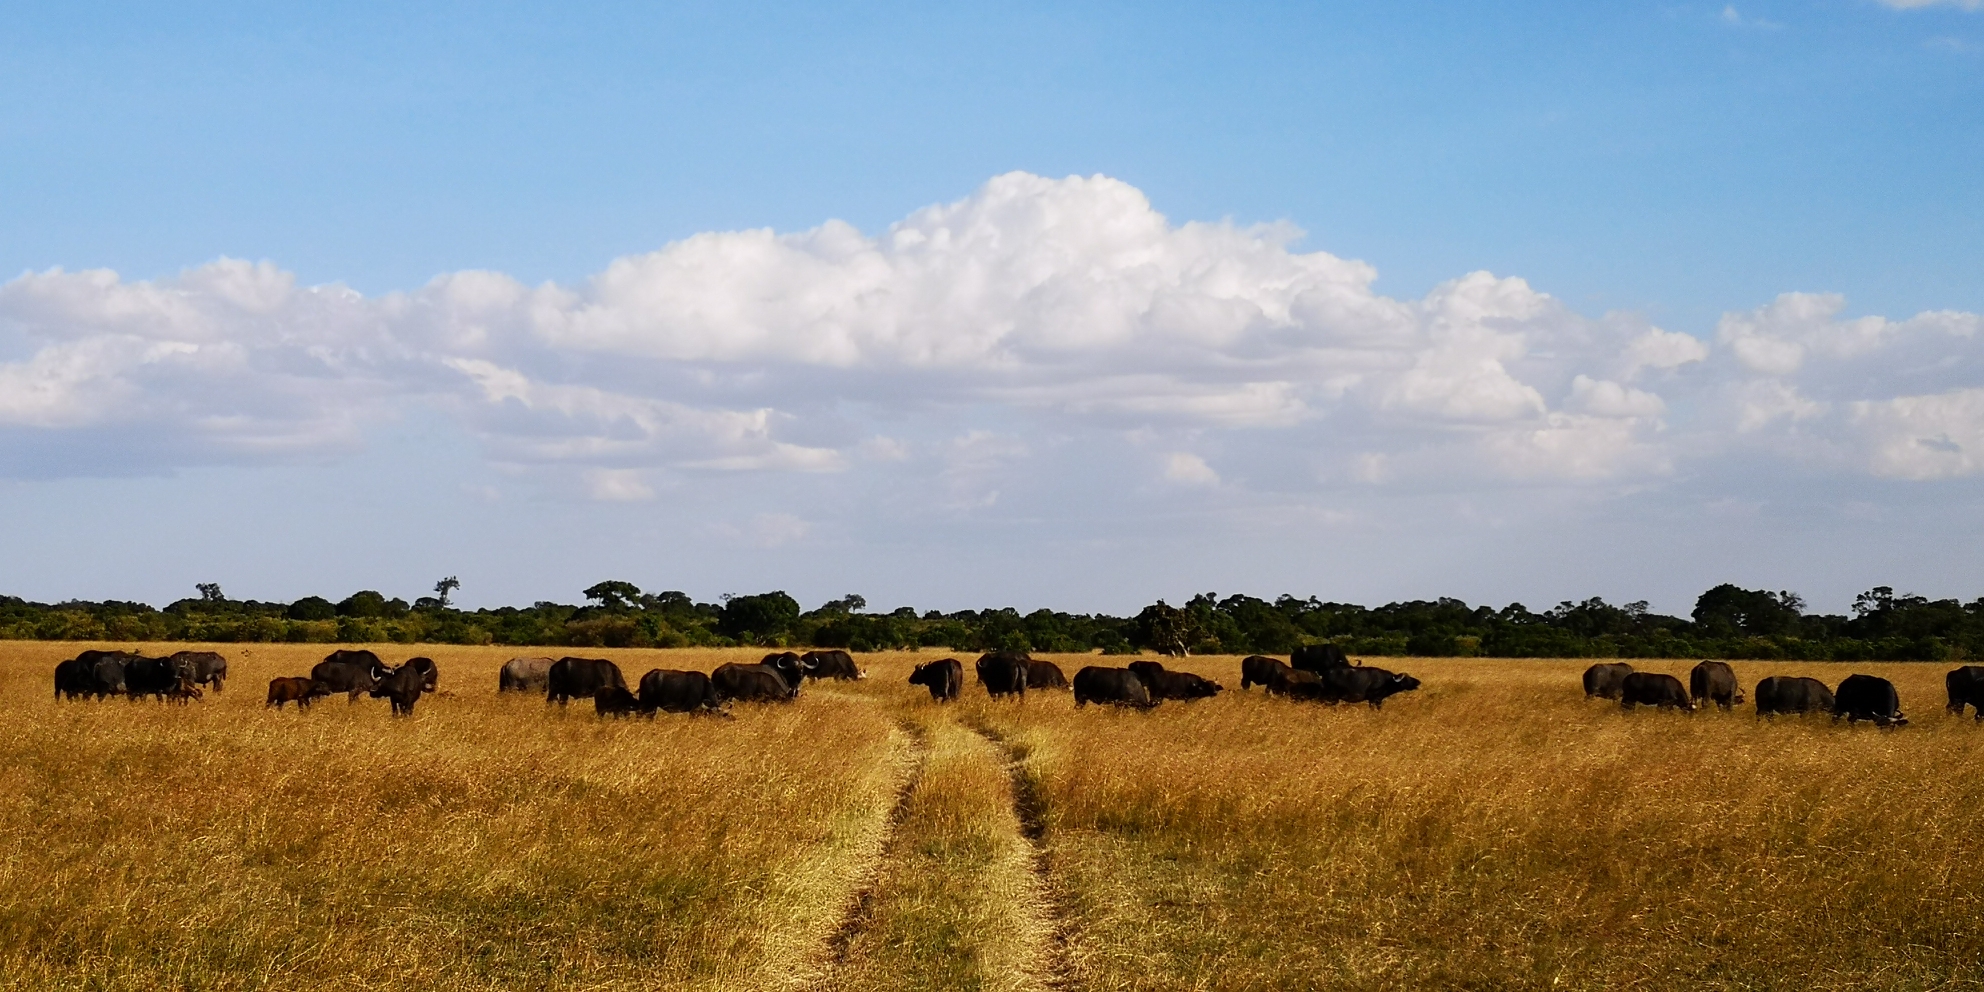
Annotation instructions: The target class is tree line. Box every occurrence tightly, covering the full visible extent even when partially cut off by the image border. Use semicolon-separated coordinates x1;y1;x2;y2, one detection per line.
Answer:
4;580;1982;661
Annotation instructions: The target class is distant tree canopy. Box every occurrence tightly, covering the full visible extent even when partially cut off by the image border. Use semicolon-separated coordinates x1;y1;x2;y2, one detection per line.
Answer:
4;581;1983;660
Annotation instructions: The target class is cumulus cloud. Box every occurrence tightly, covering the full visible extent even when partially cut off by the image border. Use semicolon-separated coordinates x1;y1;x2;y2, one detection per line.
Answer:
1162;452;1220;486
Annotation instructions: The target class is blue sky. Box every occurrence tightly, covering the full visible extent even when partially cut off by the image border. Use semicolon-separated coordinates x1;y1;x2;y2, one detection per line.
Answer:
2;1;1981;615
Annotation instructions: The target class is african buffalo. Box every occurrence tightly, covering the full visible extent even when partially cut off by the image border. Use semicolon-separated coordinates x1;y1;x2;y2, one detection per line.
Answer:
87;651;132;699
594;686;640;718
124;656;181;701
1946;666;1984;720
1583;662;1635;700
1689;661;1744;710
54;656;95;701
1266;666;1329;701
168;651;228;692
1320;666;1421;708
500;657;554;692
711;663;796;703
400;657;439;692
802;650;864;681
639;669;727;715
1291;644;1350;675
1834;674;1906;727
1025;659;1070;689
909;658;965;702
314;650;392;702
1240;655;1289;690
266;677;330;710
547;657;628;705
1620;672;1694;713
1073;666;1157;708
1755;676;1833;717
370;663;428;717
975;651;1029;699
1127;660;1223;701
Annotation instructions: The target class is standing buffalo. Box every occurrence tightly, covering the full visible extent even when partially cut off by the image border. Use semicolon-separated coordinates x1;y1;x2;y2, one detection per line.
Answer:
1291;645;1350;675
1073;666;1157;709
1127;660;1223;701
1583;663;1635;700
500;657;554;693
547;657;628;705
1240;655;1290;690
711;662;797;703
168;651;228;692
909;658;964;702
1755;676;1834;717
1689;661;1744;711
976;651;1029;699
1833;674;1907;727
1025;659;1070;689
370;663;428;717
87;651;133;699
400;657;439;692
801;650;864;681
594;686;640;718
267;677;331;710
1620;672;1694;713
639;669;727;715
124;656;181;701
1319;666;1421;708
1946;666;1984;720
314;650;392;702
54;656;96;700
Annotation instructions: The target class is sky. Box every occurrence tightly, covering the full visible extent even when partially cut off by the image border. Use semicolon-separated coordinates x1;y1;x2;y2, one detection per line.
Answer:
2;0;1981;616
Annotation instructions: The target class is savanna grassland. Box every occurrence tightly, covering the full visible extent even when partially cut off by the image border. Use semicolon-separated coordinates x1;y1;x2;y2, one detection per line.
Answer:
3;643;1982;991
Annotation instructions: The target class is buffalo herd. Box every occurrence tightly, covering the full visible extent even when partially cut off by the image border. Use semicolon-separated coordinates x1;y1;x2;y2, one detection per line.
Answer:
1579;659;1954;728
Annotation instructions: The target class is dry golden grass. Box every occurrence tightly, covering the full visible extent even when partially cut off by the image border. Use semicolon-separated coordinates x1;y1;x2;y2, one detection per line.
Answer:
5;644;1983;990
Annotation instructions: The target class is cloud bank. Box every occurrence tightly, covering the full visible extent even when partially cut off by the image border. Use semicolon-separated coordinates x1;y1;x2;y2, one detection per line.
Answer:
2;172;1979;505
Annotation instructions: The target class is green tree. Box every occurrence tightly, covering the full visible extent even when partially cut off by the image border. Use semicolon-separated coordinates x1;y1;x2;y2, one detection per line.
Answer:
583;580;643;612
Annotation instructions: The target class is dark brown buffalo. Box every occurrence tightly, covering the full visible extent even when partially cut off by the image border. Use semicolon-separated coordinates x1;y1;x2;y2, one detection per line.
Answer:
1621;672;1694;713
594;686;640;718
1319;666;1421;708
1583;662;1635;700
124;656;181;701
500;657;554;692
639;669;727;715
801;650;864;681
909;658;965;702
1025;659;1070;689
400;656;439;692
313;649;392;702
267;677;330;710
547;657;628;705
975;651;1029;698
168;650;228;692
1689;661;1743;710
1240;655;1289;690
1834;674;1906;727
711;663;796;703
1127;660;1223;701
1266;666;1328;701
1073;666;1157;708
370;663;428;717
1946;666;1984;720
1291;644;1351;674
1756;676;1833;717
749;653;808;695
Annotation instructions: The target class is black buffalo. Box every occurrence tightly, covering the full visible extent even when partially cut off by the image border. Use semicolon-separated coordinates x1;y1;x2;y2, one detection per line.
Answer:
54;656;96;700
1755;676;1834;717
1583;662;1635;700
500;657;554;692
1240;655;1289;690
639;669;727;715
266;676;330;710
1621;672;1694;713
313;650;392;702
87;651;133;699
370;663;428;717
909;658;965;702
400;657;439;692
1266;666;1329;701
801;650;864;681
547;657;628;705
124;656;181;701
1073;666;1157;708
594;686;640;718
711;662;796;703
1291;644;1350;675
1127;660;1223;701
1320;666;1421;708
1025;659;1070;689
1946;666;1984;720
1689;661;1744;711
976;651;1029;699
1834;674;1907;727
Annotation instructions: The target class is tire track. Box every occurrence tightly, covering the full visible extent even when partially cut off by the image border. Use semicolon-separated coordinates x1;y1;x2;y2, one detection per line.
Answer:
817;720;929;980
969;721;1076;992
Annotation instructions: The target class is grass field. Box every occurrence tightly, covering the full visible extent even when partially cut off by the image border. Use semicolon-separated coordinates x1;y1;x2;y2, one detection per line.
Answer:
3;643;1981;991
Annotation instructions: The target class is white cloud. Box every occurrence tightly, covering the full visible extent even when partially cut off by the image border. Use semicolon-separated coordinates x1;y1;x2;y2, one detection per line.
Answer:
1162;452;1220;486
711;512;812;548
585;469;655;501
1566;375;1666;418
1851;388;1984;479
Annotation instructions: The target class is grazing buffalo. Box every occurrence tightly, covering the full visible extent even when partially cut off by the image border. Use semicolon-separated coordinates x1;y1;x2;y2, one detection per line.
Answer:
1240;655;1290;690
1025;659;1070;690
1946;666;1984;720
1291;644;1350;675
711;663;796;703
500;657;554;693
801;650;864;681
1267;666;1329;701
168;651;228;692
1620;672;1694;713
909;658;965;702
1320;666;1421;708
1127;660;1224;701
370;663;428;717
400;657;439;692
1583;662;1635;700
1073;666;1157;708
313;650;392;702
594;686;640;718
547;657;628;706
1689;661;1744;711
1834;674;1907;727
975;651;1029;699
1755;676;1834;717
639;669;727;715
266;677;330;710
54;657;95;700
124;656;181;701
